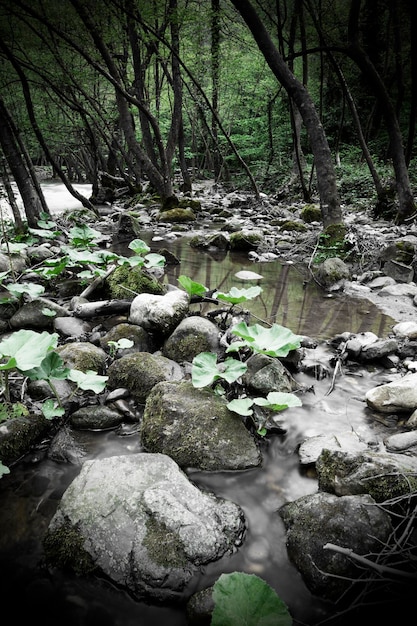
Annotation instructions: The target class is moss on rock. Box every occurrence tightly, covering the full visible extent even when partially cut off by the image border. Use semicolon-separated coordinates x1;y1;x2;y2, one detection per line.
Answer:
106;265;165;300
43;521;97;575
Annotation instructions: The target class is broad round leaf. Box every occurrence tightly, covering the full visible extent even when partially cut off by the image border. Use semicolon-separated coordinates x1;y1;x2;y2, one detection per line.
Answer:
211;572;292;626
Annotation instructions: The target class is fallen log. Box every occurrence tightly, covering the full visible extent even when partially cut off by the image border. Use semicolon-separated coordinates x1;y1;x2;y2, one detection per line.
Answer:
72;299;132;318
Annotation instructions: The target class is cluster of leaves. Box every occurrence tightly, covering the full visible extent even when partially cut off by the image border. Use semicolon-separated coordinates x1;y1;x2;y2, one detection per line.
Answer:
179;275;302;436
0;217;165;476
0;214;165;305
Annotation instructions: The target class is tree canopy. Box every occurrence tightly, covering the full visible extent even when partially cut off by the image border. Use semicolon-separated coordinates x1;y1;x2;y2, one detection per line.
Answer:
0;0;415;225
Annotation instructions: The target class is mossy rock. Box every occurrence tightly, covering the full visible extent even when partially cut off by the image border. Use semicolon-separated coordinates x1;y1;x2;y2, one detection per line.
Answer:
0;412;49;465
322;223;347;245
158;208;196;223
106;265;166;300
301;204;322;223
229;230;263;251
178;198;202;212
280;220;308;233
43;520;97;576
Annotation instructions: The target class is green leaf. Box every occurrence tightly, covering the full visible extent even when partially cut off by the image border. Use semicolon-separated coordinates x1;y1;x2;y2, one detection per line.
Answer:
0;461;10;478
0;242;27;254
42;308;57;317
24;351;70;381
68;369;108;393
41;399;65;420
253;392;302;411
178;275;208;297
227;397;254;416
144;252;166;268
191;352;220;387
0;330;58;371
69;225;102;246
7;282;45;299
128;238;150;255
230;322;302;357
28;228;60;239
214;285;262;304
219;357;247;383
211;572;292;626
191;353;247;388
62;246;105;265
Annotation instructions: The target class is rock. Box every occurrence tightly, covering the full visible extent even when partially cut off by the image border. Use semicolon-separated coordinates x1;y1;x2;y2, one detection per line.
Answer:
158;208;196;222
316;448;417;501
377;282;417;298
298;431;373;465
57;342;107;373
44;453;245;602
243;353;299;394
392;321;417;339
383;259;414;283
106;352;183;403
365;372;417;413
360;338;398;361
383;430;417;452
162;316;221;363
279;492;393;601
129;289;189;335
0;413;49;465
47;425;85;463
229;229;263;251
9;297;70;329
69;405;125;430
100;322;155;354
53;316;92;339
314;257;350;288
234;270;263;280
141;381;262;471
345;331;378;358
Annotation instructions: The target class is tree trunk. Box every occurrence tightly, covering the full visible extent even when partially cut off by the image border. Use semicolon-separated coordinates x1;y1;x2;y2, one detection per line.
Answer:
347;0;415;223
0;96;43;228
231;0;342;227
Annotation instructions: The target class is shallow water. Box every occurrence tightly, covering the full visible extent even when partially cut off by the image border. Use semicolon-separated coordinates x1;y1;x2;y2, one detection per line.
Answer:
0;182;402;625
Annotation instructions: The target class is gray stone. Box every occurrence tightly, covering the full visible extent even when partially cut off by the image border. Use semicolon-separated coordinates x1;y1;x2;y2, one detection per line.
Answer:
141;380;261;471
162;316;221;363
107;352;183;403
45;453;245;602
279;492;393;600
365;372;417;413
129;289;189;335
316;448;417;500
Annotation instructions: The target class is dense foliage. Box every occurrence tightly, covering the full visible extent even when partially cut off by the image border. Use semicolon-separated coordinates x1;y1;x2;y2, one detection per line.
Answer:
0;0;415;223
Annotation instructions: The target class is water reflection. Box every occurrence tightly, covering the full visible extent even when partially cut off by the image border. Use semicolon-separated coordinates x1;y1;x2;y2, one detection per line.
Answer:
149;235;395;340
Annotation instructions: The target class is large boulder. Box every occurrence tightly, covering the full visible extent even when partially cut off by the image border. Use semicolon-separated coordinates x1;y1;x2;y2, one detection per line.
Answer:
44;453;245;603
141;381;262;471
279;492;393;601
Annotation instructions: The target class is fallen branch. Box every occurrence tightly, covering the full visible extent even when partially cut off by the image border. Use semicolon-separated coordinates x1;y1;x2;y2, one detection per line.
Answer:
323;543;417;580
72;299;132;318
79;263;117;299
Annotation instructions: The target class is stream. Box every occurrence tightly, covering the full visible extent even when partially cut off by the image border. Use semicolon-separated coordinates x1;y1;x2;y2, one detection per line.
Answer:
0;182;400;625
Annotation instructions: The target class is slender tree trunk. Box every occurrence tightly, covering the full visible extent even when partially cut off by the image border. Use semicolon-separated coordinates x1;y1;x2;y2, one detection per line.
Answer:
0;96;43;228
347;0;415;223
230;0;342;227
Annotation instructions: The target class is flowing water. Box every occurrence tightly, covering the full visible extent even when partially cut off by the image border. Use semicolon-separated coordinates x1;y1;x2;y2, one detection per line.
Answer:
0;182;400;625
